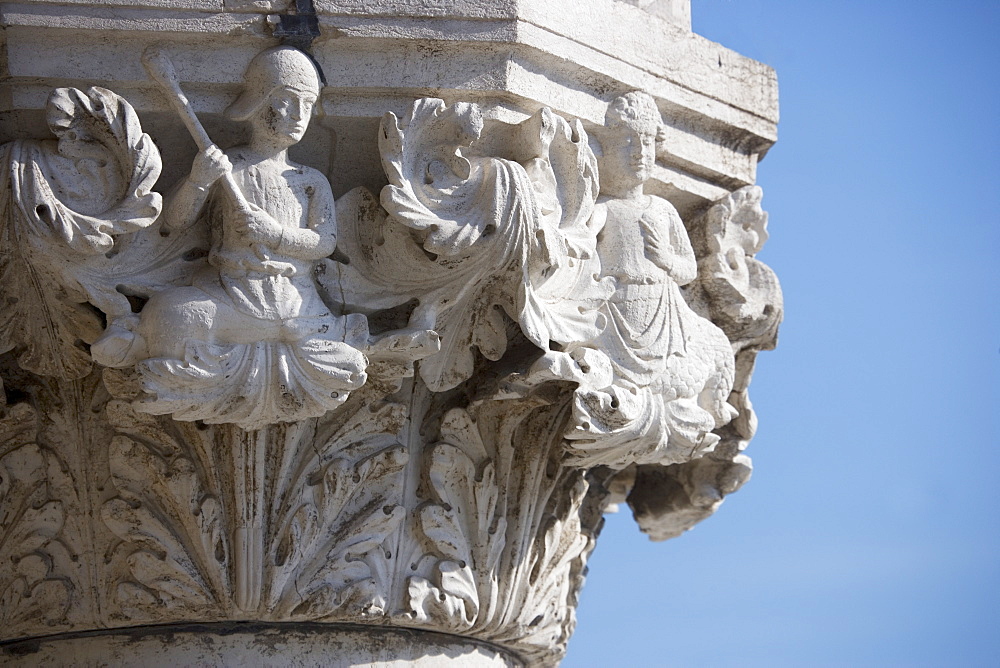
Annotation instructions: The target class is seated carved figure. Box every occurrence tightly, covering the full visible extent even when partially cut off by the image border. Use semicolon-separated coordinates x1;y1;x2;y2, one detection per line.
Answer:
565;91;737;466
96;47;368;429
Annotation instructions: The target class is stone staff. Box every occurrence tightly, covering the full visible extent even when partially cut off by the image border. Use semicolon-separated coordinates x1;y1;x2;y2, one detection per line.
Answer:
141;45;255;220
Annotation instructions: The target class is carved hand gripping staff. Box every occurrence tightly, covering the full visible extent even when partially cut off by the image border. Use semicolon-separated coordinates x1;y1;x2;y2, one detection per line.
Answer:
0;38;781;666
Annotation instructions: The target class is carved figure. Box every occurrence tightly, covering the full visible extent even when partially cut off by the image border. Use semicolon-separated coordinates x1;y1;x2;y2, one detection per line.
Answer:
564;91;737;466
100;47;368;429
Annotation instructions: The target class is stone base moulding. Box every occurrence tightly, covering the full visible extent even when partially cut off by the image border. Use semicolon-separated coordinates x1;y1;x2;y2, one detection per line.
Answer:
0;623;520;667
0;0;781;665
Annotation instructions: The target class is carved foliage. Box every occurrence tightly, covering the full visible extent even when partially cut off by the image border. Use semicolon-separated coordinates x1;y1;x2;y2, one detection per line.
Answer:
101;399;231;619
408;409;506;631
379;99;545;391
267;399;409;620
687;184;783;452
0;403;78;635
0;215;104;379
329;99;608;393
689;184;783;352
0;75;781;666
100;373;409;622
508;471;593;655
408;404;599;665
0;87;161;380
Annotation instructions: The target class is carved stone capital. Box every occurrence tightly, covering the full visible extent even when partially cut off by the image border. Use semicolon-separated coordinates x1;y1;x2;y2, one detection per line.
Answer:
0;4;780;665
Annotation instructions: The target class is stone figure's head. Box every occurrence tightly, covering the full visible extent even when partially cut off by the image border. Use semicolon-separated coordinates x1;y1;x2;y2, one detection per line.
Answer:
602;91;663;189
226;46;322;147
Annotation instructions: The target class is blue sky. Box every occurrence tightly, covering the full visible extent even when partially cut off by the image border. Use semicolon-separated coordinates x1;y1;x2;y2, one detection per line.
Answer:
564;3;1000;666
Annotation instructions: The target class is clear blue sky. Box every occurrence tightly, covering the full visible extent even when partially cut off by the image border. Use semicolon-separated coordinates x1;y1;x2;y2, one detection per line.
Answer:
564;2;1000;666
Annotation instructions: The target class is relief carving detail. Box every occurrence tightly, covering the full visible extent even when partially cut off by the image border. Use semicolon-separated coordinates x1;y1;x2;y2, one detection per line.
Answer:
0;43;781;666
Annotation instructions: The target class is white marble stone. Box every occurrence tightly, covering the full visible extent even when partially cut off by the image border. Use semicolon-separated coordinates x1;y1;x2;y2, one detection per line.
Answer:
0;1;781;664
0;0;777;216
1;624;519;667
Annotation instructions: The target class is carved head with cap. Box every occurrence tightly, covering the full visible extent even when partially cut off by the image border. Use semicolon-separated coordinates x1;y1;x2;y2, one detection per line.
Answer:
226;46;321;148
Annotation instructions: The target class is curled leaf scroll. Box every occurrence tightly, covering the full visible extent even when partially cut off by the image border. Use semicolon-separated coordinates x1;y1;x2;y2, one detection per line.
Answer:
326;99;610;392
0;87;163;380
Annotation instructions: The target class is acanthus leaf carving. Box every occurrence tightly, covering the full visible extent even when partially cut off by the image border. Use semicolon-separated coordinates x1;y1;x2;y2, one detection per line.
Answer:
0;403;79;635
0;241;103;380
376;98;542;392
508;473;593;655
408;409;506;630
0;86;162;380
269;410;409;620
99;364;412;623
687;184;783;354
401;400;602;666
101;398;230;619
266;394;410;620
326;98;610;393
0;48;781;666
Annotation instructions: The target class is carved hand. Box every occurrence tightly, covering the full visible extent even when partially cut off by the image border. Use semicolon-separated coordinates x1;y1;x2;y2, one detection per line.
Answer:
639;209;696;283
188;145;232;190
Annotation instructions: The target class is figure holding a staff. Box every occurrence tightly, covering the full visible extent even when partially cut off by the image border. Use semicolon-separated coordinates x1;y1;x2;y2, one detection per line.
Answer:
101;46;370;429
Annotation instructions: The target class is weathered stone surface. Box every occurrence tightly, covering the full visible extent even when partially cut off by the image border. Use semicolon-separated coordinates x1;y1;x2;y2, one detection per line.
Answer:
1;0;776;216
1;623;520;667
0;1;780;664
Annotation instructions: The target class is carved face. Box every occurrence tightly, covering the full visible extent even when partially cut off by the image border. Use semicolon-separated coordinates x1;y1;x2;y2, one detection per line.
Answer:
605;125;656;188
257;86;317;145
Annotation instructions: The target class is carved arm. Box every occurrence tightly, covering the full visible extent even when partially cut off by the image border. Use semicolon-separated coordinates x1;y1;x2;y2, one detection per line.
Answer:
271;175;337;260
161;146;230;233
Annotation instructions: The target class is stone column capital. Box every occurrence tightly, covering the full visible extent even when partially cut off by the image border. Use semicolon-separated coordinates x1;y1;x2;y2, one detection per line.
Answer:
0;3;780;664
